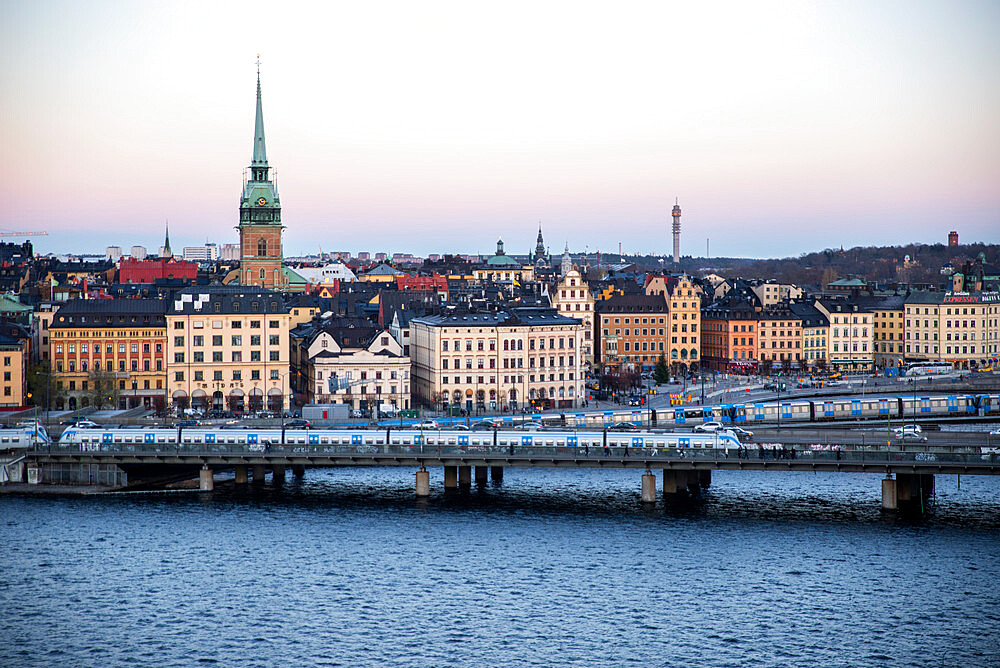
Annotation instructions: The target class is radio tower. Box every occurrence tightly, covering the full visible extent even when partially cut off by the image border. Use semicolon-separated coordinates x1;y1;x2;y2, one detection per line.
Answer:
671;198;682;263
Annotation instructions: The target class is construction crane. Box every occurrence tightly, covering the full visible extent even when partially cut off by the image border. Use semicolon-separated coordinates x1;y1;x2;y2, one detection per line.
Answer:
0;231;48;237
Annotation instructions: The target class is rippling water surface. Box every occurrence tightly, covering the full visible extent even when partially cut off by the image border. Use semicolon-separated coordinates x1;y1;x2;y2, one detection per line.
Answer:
2;469;999;667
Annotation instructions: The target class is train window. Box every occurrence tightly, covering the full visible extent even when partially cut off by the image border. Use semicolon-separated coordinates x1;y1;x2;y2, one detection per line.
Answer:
226;438;235;444
157;437;167;443
447;438;456;445
545;439;554;446
365;438;374;445
0;437;8;443
656;441;665;447
183;438;192;444
320;438;329;444
114;437;123;443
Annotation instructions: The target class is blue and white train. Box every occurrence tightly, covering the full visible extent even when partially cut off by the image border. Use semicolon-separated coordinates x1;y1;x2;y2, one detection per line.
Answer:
55;426;743;452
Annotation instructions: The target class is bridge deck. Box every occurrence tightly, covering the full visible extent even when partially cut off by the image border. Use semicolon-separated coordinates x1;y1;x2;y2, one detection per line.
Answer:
26;442;1000;476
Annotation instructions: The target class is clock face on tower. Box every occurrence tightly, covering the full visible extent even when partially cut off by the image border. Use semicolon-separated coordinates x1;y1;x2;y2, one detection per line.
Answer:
256;197;267;206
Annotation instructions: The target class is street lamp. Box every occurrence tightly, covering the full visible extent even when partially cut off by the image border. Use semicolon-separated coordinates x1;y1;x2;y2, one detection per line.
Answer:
131;379;137;410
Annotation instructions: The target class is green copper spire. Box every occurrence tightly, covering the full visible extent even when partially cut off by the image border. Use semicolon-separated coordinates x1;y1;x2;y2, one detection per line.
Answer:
252;58;267;167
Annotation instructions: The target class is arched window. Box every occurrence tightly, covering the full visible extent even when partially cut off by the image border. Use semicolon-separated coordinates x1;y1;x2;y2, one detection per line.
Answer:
257;238;267;257
259;269;265;280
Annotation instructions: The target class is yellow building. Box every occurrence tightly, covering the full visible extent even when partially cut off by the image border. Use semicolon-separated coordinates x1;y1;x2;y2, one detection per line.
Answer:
48;300;167;411
816;300;874;372
166;286;290;414
871;297;906;369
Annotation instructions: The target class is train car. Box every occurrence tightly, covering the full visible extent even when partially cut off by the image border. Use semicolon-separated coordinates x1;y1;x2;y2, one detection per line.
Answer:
57;426;743;452
0;425;51;450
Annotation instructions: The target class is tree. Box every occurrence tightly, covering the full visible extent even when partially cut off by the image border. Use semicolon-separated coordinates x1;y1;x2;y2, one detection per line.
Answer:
88;370;120;410
653;353;670;384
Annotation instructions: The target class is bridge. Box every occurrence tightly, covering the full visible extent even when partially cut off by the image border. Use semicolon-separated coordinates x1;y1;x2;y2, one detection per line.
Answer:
11;427;1000;515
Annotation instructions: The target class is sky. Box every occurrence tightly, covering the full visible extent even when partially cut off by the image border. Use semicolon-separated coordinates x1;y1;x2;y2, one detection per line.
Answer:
2;0;998;260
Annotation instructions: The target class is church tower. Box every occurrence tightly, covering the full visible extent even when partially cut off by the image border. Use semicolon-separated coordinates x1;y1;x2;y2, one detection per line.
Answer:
238;62;286;289
533;223;547;266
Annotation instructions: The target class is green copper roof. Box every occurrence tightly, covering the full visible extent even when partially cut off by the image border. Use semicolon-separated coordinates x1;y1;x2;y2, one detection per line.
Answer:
252;71;267;166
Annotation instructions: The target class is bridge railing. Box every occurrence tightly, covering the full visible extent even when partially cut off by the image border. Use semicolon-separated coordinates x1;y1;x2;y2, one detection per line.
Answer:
29;441;1000;467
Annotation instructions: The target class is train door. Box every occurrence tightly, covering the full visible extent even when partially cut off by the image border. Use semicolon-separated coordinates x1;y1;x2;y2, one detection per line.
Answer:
920;396;931;414
781;402;792;420
603;411;614;428
733;404;746;423
720;404;732;423
755;404;765;421
947;396;959;413
674;408;685;425
851;399;861;416
878;398;889;416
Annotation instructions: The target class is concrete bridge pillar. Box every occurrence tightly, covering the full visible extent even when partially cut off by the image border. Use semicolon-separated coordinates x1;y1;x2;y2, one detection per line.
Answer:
881;476;898;511
444;466;458;490
253;465;267;485
292;465;306;478
475;466;489;485
272;465;286;486
199;466;214;492
698;470;712;488
687;471;702;496
234;465;248;485
884;473;934;514
490;466;504;483
641;470;656;503
458;466;472;488
662;469;678;495
415;466;430;497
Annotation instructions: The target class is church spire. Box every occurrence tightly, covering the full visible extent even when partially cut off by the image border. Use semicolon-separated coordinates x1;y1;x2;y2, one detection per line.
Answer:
162;219;172;258
251;55;268;168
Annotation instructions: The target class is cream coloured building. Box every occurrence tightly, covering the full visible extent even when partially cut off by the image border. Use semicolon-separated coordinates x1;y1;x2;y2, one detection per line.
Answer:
166;286;291;413
302;329;410;412
815;300;874;372
410;308;585;412
550;269;595;368
905;291;999;369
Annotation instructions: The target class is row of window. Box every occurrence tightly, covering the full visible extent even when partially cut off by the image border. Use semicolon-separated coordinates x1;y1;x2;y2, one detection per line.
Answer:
56;342;161;354
173;319;281;329
174;369;281;381
174;335;279;347
56;359;162;373
173;351;281;363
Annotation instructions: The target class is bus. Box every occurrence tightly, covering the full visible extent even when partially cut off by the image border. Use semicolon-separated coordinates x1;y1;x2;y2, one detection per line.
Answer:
905;362;954;376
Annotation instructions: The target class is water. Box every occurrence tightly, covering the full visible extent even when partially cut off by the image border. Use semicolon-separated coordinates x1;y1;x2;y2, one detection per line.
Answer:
2;469;999;667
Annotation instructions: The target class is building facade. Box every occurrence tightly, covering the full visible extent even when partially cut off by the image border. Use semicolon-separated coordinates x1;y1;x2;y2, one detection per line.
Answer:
596;295;670;372
550;269;595;368
700;301;759;373
166;286;290;413
411;308;585;412
756;306;803;369
48;300;167;411
904;291;999;369
816;300;874;372
303;330;411;412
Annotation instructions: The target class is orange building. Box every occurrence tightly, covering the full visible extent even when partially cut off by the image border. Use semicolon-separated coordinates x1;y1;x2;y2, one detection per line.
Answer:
596;294;669;371
700;301;759;373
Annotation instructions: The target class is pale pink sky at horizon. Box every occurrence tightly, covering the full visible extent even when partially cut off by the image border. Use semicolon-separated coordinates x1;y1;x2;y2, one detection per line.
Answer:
2;0;998;259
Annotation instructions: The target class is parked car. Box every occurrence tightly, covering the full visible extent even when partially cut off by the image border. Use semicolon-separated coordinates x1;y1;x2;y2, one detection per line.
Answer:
175;419;200;428
609;421;639;431
417;419;438;429
451;424;470;431
284;418;311;428
73;419;99;428
350;409;365;419
471;421;498;431
721;426;754;440
693;421;724;433
894;425;926;441
516;422;542;431
627;395;644;406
